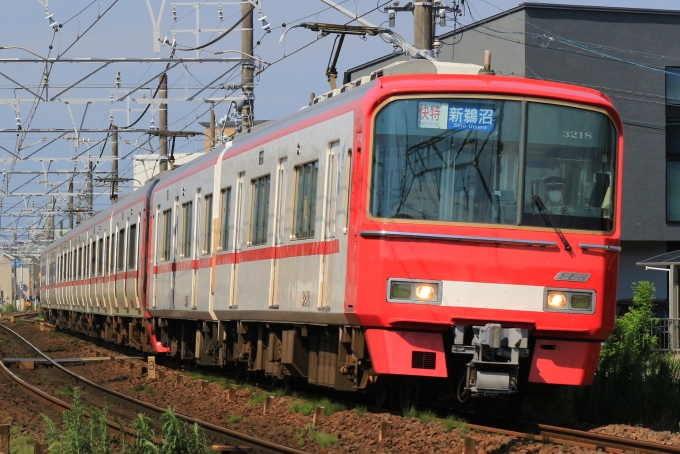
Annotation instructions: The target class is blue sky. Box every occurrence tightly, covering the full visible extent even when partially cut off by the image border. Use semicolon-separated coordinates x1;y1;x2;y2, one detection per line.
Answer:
0;0;678;238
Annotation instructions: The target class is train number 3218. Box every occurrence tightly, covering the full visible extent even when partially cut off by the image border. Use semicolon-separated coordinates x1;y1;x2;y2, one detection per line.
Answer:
563;130;592;139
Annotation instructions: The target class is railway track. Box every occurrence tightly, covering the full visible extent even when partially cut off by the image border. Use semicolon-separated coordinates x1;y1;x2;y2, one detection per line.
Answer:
9;319;680;454
0;322;305;454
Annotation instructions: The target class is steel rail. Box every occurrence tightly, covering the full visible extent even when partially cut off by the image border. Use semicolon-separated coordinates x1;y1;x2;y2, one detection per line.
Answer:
463;421;680;454
0;323;304;454
0;343;141;441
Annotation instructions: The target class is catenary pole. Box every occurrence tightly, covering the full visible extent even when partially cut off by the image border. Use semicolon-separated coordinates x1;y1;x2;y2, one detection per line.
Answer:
159;73;168;171
241;3;254;130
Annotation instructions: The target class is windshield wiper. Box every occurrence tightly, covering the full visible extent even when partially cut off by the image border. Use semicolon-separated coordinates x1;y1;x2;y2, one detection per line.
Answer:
531;195;572;251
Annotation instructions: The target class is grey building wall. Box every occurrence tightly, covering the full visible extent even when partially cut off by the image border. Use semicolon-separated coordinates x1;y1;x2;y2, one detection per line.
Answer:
522;6;680;242
439;10;526;77
618;241;668;302
345;3;680;303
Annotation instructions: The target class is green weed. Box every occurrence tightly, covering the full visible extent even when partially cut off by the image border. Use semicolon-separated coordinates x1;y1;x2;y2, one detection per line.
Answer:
9;425;34;454
236;383;257;391
247;392;268;406
132;384;156;394
228;415;243;424
442;415;467;433
354;405;368;415
183;370;235;390
404;406;418;418
55;384;74;397
112;375;129;382
310;429;338;447
417;410;436;424
289;401;315;416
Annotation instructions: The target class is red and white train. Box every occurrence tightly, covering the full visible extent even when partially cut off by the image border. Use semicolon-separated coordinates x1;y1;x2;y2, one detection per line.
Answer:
40;60;622;408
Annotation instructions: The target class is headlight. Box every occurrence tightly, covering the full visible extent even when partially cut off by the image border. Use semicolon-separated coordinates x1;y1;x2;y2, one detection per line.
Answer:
390;282;412;300
545;289;595;312
570;294;592;310
415;284;436;301
388;279;441;304
547;292;567;308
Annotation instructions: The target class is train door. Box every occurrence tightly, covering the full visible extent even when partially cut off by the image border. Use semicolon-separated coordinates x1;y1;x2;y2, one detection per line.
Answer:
271;157;288;307
125;220;139;309
230;172;245;308
320;141;340;309
171;198;180;309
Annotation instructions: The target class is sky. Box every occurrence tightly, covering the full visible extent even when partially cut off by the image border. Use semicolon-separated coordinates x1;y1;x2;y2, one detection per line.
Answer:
0;0;678;246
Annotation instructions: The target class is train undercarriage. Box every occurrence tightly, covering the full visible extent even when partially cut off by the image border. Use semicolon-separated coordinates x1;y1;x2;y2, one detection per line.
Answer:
43;308;535;411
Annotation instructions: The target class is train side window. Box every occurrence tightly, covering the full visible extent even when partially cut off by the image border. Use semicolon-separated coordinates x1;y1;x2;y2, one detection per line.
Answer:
77;247;83;279
85;244;89;279
203;193;213;254
105;236;110;275
90;241;96;277
250;175;271;246
128;224;137;270
293;161;319;240
180;202;193;258
160;209;172;261
107;233;116;274
97;238;104;275
118;228;125;271
219;188;231;251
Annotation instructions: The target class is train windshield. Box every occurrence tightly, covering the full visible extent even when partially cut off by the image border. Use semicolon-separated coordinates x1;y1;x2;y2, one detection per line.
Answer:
370;98;617;232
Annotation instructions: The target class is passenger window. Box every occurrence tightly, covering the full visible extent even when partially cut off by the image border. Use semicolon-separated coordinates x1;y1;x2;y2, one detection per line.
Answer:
104;236;110;274
77;247;83;278
128;224;137;270
293;161;319;239
91;241;96;277
97;239;104;275
203;194;213;254
219;188;231;250
180;202;193;258
160;209;172;261
118;228;125;271
250;175;270;246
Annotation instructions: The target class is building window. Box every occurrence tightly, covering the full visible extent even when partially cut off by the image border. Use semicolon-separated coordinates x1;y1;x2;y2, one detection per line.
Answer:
293;161;318;239
219;188;231;250
160;209;172;261
250;175;270;246
667;68;680;221
203;194;213;254
180;202;193;258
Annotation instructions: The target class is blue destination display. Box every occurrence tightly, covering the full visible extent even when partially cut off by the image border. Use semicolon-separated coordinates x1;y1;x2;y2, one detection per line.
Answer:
447;102;495;132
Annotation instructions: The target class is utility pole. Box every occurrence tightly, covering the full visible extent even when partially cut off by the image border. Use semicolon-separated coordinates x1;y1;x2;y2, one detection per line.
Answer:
414;2;434;54
86;161;93;218
68;179;74;230
46;208;54;242
209;107;216;151
111;128;119;201
241;3;254;130
159;73;168;171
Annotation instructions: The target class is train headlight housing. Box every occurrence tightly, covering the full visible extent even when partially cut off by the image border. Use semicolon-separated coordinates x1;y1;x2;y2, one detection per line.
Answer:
415;284;437;301
546;292;567;309
388;279;441;304
570;294;592;310
545;289;595;313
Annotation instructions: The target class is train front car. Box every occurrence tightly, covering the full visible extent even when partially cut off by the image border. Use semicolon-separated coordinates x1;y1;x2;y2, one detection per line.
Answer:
354;72;622;405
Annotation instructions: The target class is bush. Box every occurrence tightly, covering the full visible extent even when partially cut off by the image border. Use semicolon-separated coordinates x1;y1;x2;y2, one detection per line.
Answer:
42;390;212;454
573;281;680;429
42;387;113;454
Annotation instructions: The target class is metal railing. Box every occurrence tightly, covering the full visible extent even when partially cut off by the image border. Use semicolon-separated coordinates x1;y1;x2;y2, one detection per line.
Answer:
650;318;680;352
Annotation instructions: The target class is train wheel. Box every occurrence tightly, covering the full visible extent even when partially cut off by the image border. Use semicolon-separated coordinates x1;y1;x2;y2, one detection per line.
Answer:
374;383;389;409
283;375;295;391
399;379;421;414
456;377;470;403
